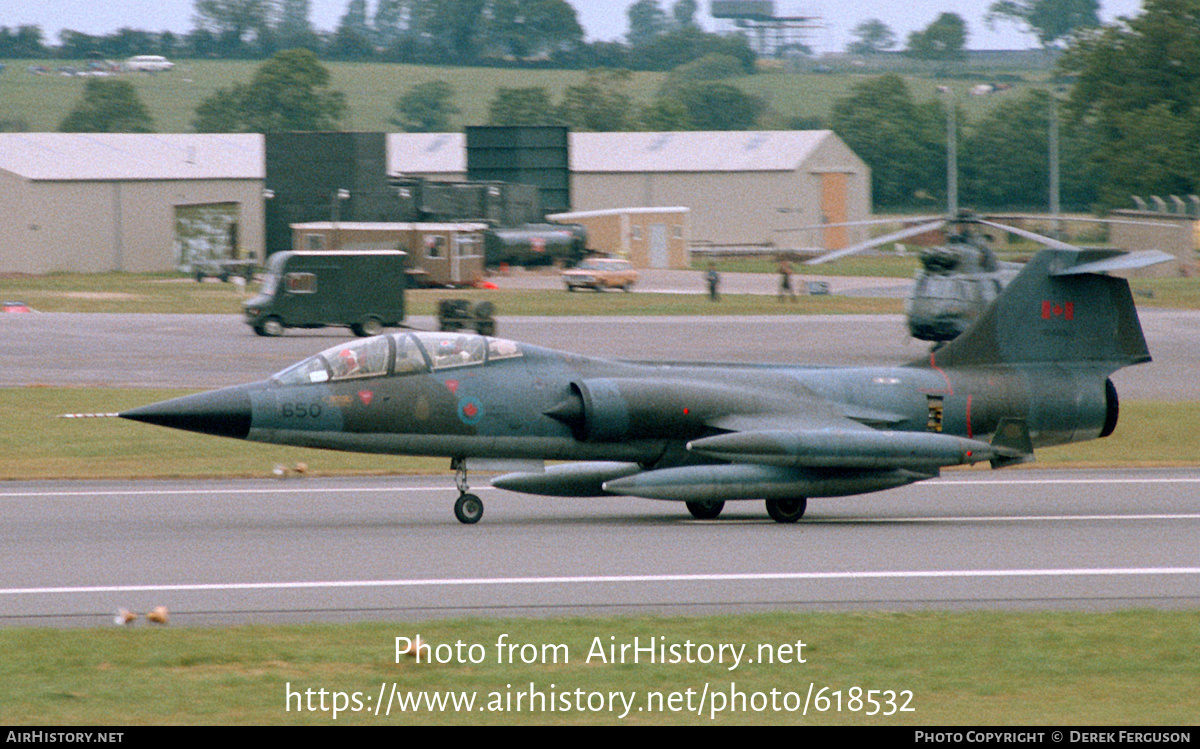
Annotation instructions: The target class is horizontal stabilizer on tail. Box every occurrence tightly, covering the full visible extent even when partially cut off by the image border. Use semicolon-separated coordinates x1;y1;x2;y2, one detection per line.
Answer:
917;249;1152;371
1052;249;1175;276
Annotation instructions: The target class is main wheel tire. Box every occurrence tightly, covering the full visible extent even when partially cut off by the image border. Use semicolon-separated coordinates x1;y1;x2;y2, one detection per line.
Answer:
765;497;807;524
454;493;484;524
686;500;725;520
260;317;284;337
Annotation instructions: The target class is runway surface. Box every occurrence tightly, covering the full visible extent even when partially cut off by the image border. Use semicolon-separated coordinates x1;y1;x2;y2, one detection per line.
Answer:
2;470;1199;627
2;301;1198;627
2;308;1199;399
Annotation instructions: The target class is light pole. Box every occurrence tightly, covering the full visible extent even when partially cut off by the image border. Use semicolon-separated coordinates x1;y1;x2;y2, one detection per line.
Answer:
331;188;350;250
1048;88;1063;238
940;87;958;217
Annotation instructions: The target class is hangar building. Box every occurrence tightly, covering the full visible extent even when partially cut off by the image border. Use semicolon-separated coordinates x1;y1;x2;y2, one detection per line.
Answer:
388;130;872;253
0;130;868;274
0;133;264;274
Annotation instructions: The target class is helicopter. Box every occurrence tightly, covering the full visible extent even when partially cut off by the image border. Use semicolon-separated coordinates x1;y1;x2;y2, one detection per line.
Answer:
798;210;1171;343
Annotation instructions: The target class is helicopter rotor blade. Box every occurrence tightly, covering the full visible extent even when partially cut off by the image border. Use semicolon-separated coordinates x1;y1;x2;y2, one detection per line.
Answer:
805;220;947;265
973;219;1080;250
776;216;941;233
989;214;1186;229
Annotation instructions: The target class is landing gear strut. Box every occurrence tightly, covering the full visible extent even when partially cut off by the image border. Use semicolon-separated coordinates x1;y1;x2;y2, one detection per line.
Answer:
452;458;483;524
765;497;807;523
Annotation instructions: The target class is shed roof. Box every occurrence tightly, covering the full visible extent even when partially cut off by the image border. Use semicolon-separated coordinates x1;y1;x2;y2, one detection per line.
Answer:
570;130;834;173
387;130;842;176
0;133;264;181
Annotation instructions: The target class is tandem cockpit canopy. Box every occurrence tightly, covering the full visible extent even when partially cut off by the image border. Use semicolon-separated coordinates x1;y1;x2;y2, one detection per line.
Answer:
271;331;523;386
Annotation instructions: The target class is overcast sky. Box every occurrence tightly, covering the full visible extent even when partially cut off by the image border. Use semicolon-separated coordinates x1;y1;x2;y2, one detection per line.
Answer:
2;1;1146;54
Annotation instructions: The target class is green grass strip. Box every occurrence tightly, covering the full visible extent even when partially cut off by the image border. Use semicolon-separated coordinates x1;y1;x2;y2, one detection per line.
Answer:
1;611;1196;724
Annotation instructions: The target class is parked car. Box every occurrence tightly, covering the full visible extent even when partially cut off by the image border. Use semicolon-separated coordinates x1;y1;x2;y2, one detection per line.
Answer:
124;55;174;72
562;257;638;292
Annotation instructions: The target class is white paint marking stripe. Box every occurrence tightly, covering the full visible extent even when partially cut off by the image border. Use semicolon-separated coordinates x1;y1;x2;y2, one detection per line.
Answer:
4;567;1200;597
0;486;474;499
1;476;1199;499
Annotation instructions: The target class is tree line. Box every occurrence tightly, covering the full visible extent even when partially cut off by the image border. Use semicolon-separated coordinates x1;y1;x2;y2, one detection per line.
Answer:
0;0;751;72
40;0;1200;213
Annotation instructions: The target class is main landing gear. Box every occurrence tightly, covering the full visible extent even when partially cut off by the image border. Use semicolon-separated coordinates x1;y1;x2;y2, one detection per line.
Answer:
685;497;809;523
452;458;483;524
685;500;725;520
765;497;807;523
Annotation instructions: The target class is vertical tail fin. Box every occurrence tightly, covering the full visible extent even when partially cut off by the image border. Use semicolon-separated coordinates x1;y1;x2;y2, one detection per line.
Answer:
920;249;1152;372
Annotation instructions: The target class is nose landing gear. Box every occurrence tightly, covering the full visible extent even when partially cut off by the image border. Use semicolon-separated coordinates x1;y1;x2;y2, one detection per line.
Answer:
452;458;483;524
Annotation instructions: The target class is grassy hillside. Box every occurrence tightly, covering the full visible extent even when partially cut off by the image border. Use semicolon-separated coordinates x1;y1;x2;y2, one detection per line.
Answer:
0;58;1053;134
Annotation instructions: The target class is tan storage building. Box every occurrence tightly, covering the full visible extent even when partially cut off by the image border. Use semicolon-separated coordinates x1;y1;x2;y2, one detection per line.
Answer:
569;131;870;252
0;133;264;274
546;207;690;269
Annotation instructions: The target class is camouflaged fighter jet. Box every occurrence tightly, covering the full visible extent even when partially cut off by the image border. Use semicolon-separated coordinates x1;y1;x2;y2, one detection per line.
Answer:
121;248;1160;524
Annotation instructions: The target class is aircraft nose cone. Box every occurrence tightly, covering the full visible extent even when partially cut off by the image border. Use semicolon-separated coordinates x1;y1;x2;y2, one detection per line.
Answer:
120;386;252;440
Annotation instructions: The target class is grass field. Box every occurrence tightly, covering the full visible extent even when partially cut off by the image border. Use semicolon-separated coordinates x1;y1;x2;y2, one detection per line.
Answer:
2;611;1197;724
0;58;1055;134
0;274;906;315
3;263;1197;313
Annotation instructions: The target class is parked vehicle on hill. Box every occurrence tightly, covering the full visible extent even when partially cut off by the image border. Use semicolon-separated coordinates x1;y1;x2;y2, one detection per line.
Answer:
124;55;174;72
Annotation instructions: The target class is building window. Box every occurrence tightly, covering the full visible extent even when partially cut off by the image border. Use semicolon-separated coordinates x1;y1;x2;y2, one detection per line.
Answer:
424;235;446;258
285;272;317;294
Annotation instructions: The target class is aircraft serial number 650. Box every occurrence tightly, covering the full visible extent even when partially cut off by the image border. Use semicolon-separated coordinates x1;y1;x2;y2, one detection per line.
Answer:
281;402;322;418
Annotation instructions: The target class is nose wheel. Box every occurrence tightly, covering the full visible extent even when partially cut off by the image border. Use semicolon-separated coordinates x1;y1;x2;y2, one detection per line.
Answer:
452;458;484;524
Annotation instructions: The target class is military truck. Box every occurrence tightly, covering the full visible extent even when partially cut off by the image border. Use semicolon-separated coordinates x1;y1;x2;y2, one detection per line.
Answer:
244;250;407;337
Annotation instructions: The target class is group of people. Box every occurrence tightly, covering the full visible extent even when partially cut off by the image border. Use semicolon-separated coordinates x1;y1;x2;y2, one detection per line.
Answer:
703;258;801;302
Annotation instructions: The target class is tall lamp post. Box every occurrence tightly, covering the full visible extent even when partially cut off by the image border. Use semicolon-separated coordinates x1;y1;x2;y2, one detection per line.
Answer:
1049;88;1063;238
331;188;350;250
939;86;958;217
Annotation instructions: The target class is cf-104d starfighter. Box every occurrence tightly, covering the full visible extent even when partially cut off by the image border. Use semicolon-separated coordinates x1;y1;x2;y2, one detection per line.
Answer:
122;248;1157;524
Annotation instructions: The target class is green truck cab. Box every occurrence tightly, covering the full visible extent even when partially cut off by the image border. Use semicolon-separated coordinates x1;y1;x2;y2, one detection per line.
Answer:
244;250;407;337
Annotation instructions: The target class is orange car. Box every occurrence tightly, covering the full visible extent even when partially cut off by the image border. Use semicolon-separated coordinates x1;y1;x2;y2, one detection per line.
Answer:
562;258;639;292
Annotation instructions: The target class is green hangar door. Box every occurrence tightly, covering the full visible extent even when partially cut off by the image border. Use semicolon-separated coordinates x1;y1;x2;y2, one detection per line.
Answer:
175;202;241;275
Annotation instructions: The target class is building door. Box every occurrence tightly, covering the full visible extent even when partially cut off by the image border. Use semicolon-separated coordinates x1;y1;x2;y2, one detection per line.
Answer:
174;203;240;273
818;173;849;251
649;223;669;268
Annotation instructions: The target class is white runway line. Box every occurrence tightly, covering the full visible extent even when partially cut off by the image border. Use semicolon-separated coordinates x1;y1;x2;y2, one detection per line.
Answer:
5;567;1200;598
